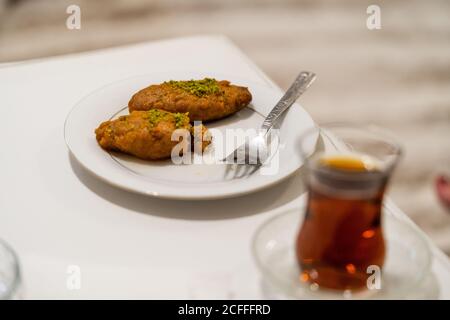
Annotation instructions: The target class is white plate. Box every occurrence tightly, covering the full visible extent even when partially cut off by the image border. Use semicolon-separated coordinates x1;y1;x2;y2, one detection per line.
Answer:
64;71;315;200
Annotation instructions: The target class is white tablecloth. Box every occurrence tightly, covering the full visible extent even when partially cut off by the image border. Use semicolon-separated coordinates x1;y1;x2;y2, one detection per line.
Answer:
0;35;449;299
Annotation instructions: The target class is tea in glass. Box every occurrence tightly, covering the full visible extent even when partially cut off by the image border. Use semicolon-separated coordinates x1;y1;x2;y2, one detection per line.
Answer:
297;124;401;291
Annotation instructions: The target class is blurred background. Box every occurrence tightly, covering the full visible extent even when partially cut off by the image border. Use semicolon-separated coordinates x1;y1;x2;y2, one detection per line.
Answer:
0;0;449;253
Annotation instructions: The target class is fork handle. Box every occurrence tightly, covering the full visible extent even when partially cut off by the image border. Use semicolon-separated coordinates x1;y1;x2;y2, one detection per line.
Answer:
260;71;316;134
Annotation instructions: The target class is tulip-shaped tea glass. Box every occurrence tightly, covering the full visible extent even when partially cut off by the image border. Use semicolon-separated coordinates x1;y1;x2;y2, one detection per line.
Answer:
296;123;402;291
252;123;433;299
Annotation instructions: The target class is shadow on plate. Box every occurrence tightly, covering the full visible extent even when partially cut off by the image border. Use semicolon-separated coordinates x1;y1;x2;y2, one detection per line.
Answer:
205;104;262;127
69;152;307;221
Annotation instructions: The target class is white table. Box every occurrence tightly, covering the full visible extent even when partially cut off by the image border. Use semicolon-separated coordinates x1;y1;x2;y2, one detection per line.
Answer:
1;35;449;299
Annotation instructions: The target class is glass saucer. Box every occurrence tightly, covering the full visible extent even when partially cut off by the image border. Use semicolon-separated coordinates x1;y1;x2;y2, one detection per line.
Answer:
252;207;432;299
0;239;21;300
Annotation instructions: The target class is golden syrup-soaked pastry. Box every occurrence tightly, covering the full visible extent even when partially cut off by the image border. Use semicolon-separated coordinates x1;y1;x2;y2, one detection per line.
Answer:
128;78;252;122
95;109;210;160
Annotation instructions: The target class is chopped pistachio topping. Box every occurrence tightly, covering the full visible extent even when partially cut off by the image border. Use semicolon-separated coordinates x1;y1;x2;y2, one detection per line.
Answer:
146;109;189;129
174;112;189;129
146;109;167;127
165;78;221;97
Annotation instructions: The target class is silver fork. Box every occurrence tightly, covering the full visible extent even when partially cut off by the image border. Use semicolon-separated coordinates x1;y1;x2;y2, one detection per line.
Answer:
222;71;316;165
